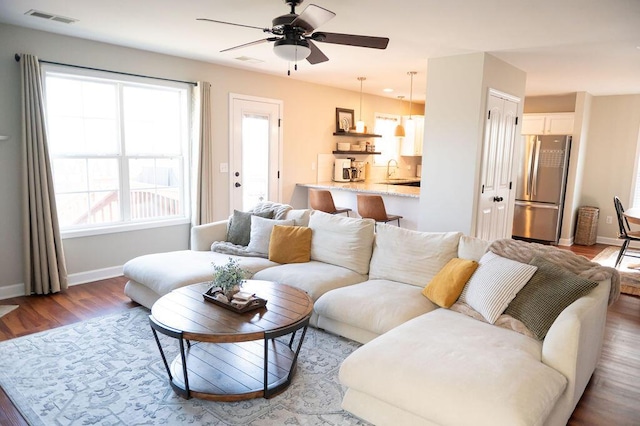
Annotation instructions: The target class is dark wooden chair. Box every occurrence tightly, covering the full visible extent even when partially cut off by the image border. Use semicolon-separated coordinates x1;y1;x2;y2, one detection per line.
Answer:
357;194;402;226
613;196;640;267
309;189;351;216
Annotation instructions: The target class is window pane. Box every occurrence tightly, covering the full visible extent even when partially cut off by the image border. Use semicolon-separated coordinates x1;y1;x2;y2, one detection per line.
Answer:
374;116;400;165
129;158;182;220
45;76;119;155
242;114;269;209
52;159;88;193
87;159;119;191
123;86;182;156
56;193;89;227
88;191;121;224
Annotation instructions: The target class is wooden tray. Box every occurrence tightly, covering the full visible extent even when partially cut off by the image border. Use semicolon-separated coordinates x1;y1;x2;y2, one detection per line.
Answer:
202;291;267;313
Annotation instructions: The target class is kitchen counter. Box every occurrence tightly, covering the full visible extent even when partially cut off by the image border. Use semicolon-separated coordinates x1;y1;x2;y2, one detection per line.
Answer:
298;180;420;198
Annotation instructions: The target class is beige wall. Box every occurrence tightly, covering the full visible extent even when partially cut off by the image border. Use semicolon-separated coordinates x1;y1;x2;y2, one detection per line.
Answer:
419;52;526;234
580;94;640;241
0;23;409;296
524;94;577;113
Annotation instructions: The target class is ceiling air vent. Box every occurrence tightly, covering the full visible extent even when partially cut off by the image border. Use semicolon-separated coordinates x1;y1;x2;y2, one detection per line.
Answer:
25;9;78;24
235;56;264;64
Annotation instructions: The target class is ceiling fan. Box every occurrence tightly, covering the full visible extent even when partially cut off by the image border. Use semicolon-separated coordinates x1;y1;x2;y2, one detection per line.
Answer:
197;0;389;70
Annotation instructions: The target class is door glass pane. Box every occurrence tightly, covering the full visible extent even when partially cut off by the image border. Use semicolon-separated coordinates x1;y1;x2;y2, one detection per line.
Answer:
242;113;269;210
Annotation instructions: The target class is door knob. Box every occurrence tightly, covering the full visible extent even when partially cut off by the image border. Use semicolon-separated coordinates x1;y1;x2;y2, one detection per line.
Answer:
235;182;242;188
493;196;504;202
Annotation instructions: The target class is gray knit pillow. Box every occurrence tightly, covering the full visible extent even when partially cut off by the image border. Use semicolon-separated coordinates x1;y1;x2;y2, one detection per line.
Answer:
505;256;598;340
226;210;273;246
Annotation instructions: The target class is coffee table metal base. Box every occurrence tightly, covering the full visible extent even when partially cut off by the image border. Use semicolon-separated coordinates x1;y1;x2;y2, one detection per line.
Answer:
149;315;310;401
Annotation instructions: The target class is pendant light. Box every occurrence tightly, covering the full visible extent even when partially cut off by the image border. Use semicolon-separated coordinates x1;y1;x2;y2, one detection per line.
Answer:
394;96;406;137
356;76;366;133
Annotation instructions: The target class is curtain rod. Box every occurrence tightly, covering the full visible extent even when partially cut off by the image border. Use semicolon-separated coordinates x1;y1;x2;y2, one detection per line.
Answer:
14;53;197;86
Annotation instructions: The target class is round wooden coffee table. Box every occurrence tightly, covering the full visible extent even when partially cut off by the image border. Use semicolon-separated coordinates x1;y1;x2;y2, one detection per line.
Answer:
149;280;313;401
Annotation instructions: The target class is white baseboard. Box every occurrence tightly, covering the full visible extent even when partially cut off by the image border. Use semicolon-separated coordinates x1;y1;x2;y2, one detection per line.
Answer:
558;236;574;246
67;265;124;286
0;265;124;301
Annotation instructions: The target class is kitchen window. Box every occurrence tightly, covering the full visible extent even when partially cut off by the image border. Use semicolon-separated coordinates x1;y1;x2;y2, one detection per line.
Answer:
373;113;400;165
42;65;191;237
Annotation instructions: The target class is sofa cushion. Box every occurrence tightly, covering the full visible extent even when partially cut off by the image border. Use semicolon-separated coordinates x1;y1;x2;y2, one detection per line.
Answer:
226;209;273;246
308;211;375;275
505;256;599;340
123;250;277;297
268;225;312;264
314;279;438;336
459;251;538;324
369;224;462;287
252;260;367;301
247;216;294;255
422;258;478;308
339;309;567;426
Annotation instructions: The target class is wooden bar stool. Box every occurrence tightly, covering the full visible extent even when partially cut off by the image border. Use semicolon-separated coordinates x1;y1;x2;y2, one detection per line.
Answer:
357;194;402;226
309;189;352;216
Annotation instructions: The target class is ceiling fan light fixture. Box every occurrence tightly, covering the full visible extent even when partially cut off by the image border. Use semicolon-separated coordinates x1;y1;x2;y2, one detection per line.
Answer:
273;38;311;62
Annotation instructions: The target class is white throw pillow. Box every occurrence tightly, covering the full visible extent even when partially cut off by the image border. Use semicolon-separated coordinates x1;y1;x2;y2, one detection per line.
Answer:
369;224;462;287
247;216;294;255
308;211;375;275
458;235;490;261
284;209;311;226
459;251;538;324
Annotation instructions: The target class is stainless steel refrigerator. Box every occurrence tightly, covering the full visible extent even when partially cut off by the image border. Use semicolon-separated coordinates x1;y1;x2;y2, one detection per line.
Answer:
512;135;571;243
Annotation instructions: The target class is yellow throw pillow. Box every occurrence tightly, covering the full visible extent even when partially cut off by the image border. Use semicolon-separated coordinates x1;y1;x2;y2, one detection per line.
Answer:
269;225;312;264
422;258;479;308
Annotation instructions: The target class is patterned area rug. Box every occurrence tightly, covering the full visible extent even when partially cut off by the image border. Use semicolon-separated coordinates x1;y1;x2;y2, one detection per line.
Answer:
0;307;369;425
592;246;640;297
0;305;18;318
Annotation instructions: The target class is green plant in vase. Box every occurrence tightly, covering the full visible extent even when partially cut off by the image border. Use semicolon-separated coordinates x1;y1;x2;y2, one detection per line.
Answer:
211;257;248;300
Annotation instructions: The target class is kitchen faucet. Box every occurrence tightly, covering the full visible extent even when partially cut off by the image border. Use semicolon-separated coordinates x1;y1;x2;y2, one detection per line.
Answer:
387;159;398;179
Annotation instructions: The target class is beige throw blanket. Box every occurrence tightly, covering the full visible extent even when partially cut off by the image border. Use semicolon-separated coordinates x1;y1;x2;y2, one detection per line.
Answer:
488;239;620;305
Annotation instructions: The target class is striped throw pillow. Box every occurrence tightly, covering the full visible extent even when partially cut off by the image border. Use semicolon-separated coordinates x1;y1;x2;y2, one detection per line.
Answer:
459;251;538;324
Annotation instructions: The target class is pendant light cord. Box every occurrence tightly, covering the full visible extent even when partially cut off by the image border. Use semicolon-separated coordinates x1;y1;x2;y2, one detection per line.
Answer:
358;77;366;121
408;71;416;120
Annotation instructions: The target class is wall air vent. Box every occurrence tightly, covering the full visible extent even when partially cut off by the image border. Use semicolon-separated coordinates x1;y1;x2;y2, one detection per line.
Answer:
24;9;78;24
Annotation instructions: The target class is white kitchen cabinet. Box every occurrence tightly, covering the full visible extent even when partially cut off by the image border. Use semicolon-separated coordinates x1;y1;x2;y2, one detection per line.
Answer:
400;115;424;156
521;112;574;135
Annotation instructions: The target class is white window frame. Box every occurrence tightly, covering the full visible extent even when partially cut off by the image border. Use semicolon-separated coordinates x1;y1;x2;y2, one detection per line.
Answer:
373;112;401;166
42;64;192;239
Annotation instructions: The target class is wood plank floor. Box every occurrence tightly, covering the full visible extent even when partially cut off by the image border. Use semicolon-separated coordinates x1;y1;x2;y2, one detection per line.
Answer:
0;245;638;425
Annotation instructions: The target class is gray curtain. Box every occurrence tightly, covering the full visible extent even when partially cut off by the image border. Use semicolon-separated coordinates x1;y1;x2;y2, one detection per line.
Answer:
20;54;68;295
192;81;215;225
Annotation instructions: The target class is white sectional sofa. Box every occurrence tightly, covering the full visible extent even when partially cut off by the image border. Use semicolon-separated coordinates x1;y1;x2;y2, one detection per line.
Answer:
122;205;619;426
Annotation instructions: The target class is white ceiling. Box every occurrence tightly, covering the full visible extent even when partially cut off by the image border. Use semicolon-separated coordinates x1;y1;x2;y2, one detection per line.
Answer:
1;0;640;101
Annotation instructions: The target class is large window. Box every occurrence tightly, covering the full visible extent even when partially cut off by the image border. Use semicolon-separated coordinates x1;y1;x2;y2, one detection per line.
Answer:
43;66;191;236
373;113;401;165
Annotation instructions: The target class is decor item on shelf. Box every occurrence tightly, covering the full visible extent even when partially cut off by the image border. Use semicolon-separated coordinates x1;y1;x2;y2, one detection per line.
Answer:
335;107;355;133
337;142;350;151
197;0;389;74
394;96;406;137
210;257;248;299
356;77;366;133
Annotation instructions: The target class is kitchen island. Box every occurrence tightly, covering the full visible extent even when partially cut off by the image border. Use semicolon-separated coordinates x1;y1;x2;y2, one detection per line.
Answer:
296;180;421;229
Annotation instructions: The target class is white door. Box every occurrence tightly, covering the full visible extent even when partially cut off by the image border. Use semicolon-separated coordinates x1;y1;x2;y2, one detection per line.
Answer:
476;90;519;241
230;95;282;212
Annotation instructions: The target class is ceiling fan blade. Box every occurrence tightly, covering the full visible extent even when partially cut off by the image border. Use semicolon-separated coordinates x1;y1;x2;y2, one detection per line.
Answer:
306;40;329;64
311;32;389;49
197;18;269;32
291;4;336;34
220;38;277;53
